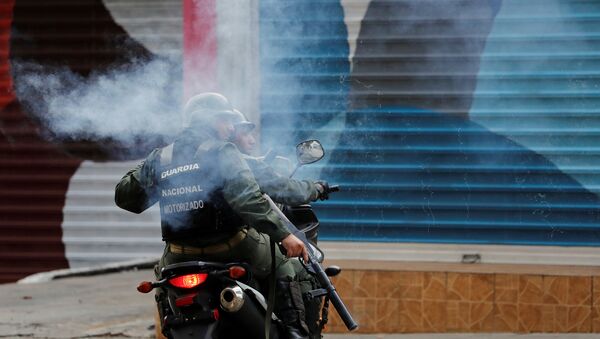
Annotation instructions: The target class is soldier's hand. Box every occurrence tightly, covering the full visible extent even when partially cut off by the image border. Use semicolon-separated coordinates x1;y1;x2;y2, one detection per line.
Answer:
281;234;308;262
315;180;330;200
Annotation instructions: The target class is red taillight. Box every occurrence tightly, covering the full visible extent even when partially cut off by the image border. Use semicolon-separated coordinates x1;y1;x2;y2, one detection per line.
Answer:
169;273;208;289
228;266;246;279
137;281;154;293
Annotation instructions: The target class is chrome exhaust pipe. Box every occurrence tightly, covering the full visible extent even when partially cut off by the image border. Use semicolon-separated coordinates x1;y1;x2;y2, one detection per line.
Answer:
218;285;278;338
220;286;245;312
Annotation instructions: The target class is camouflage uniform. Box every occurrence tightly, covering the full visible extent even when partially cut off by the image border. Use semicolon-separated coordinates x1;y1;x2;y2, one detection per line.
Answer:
243;155;325;336
243;155;319;206
116;126;321;337
115;128;297;281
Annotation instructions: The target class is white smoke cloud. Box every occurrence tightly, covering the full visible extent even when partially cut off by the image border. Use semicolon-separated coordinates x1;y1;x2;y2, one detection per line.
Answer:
9;2;333;164
11;56;183;147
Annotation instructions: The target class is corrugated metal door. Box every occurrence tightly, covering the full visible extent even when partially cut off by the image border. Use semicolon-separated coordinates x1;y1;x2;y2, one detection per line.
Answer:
0;0;181;281
0;0;77;283
259;0;600;246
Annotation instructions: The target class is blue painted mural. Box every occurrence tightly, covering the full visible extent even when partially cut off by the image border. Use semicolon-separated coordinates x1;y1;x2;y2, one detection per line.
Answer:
259;0;600;246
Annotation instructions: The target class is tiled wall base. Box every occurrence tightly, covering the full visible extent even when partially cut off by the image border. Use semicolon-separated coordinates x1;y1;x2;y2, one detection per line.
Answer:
325;270;600;333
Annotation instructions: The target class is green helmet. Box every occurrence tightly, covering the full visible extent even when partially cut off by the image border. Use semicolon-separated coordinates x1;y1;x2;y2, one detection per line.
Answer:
183;92;236;127
231;109;256;132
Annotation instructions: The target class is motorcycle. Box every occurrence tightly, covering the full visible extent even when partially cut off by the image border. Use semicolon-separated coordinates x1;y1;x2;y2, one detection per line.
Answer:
137;140;357;339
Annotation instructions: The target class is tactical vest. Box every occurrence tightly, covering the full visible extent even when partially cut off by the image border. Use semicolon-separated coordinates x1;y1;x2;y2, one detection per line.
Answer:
155;140;244;242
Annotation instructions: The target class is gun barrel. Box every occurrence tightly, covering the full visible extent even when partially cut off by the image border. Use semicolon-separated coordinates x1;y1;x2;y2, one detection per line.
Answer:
312;262;358;331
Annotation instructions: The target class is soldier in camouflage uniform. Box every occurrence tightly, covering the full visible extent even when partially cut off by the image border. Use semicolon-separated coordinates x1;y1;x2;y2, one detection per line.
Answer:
115;93;312;339
230;110;331;336
230;109;329;205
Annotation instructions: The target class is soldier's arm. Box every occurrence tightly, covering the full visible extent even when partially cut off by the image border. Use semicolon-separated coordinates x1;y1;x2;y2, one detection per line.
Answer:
219;144;291;242
114;149;160;214
244;156;318;205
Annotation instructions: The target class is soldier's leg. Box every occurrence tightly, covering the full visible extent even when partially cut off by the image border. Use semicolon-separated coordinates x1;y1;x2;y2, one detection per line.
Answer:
214;227;297;280
239;229;309;339
212;228;307;338
288;259;322;334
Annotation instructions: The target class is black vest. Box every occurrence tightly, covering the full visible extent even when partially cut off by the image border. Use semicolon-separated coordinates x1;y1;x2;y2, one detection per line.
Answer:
155;138;244;242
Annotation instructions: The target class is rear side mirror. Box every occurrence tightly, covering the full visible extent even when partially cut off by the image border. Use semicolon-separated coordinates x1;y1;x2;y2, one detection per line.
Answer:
325;266;341;277
296;140;324;165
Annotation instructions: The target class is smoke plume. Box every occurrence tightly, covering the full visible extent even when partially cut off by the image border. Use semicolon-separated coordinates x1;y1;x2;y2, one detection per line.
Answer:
11;56;182;151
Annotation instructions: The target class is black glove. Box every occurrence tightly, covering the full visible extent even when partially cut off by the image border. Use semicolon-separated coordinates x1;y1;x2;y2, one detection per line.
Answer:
314;180;330;200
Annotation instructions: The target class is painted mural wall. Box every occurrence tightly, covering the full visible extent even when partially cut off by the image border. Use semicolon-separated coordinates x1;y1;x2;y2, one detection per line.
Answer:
1;0;600;283
0;0;180;282
259;0;600;246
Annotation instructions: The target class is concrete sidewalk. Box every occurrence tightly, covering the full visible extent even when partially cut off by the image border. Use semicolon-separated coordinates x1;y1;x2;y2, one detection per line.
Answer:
1;268;598;338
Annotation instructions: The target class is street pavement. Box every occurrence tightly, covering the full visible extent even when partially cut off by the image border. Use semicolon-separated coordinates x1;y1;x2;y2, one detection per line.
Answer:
0;269;155;338
0;270;154;338
1;268;599;338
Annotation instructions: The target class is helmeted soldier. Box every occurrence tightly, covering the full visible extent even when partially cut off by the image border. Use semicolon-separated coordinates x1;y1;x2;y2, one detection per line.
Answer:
115;92;311;338
230;108;330;205
230;109;333;335
231;109;257;155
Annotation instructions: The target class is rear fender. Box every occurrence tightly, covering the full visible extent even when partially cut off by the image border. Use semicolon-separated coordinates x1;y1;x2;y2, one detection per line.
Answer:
168;321;218;339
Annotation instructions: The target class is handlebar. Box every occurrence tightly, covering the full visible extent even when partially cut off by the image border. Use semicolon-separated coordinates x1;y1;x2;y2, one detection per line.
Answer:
328;185;340;193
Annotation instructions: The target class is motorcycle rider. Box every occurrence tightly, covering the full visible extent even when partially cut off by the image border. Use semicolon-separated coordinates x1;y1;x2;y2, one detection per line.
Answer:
230;109;330;205
231;109;257;155
230;109;331;335
115;92;311;338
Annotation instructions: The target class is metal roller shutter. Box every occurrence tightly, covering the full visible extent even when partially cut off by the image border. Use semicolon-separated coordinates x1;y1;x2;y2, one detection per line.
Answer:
0;0;181;281
259;0;600;246
0;0;76;283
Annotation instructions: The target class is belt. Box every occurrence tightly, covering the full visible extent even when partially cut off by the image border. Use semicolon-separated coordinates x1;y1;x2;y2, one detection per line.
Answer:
169;228;248;255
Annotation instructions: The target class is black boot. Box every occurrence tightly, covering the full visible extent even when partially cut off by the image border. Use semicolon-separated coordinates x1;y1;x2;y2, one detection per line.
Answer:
274;278;310;339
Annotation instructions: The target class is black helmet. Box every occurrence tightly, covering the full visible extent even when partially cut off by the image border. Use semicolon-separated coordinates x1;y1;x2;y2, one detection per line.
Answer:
231;109;255;132
183;92;236;127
